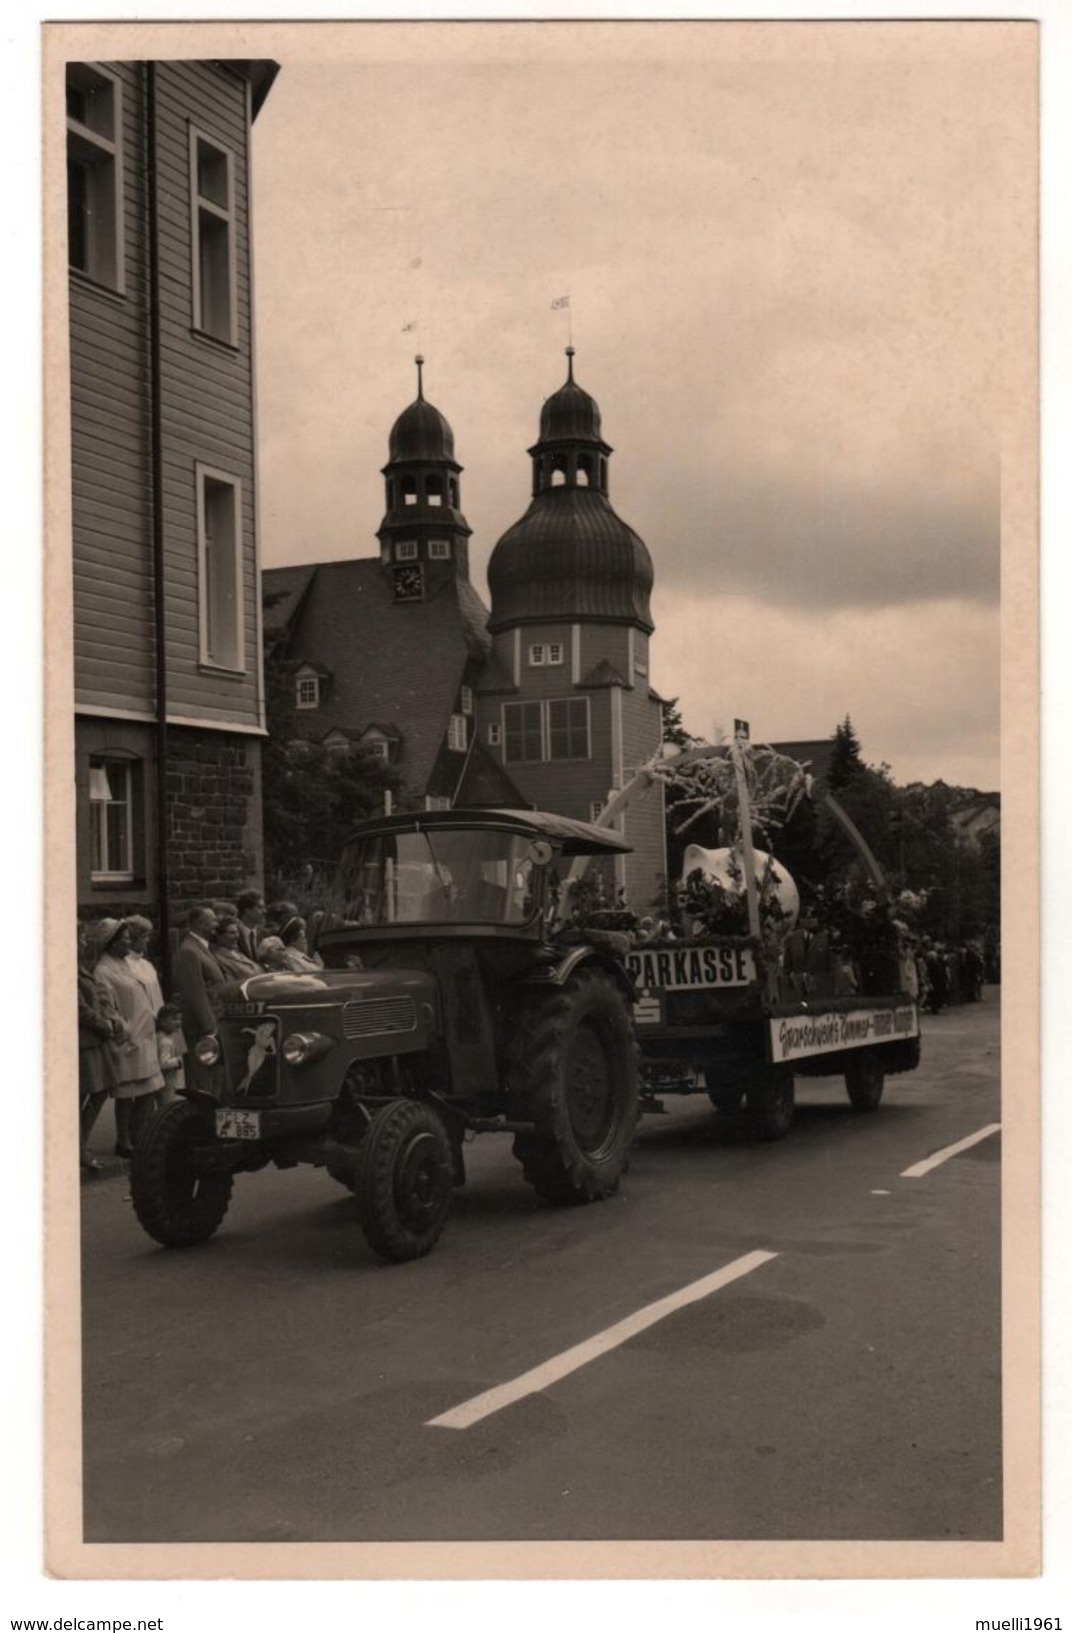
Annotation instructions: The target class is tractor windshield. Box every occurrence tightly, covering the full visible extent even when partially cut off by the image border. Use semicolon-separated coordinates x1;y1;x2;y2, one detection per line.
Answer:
336;828;542;927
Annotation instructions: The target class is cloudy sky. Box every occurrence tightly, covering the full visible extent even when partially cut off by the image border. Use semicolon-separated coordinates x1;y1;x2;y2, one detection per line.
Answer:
251;21;1032;790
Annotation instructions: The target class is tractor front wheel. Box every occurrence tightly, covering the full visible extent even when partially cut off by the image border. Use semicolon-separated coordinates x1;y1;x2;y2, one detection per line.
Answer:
355;1100;453;1263
131;1098;233;1248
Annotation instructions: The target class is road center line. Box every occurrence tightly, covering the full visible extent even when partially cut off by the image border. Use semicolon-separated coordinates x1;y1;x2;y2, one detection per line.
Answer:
900;1122;1001;1179
426;1248;778;1431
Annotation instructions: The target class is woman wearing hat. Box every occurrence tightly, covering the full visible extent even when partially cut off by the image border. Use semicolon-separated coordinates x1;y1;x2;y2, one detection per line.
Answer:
277;915;324;974
211;914;263;982
92;918;165;1158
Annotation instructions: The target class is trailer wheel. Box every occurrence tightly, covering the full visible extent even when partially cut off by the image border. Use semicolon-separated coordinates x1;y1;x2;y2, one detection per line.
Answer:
704;1060;745;1113
746;1065;795;1141
131;1098;233;1248
845;1053;885;1111
356;1100;453;1263
512;966;640;1204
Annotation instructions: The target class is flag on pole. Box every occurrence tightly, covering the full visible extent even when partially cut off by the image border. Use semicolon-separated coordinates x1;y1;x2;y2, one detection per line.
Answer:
401;321;417;333
550;295;570;309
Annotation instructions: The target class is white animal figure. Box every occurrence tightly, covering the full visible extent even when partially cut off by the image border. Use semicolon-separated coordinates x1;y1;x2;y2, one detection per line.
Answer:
681;843;800;928
236;1022;277;1095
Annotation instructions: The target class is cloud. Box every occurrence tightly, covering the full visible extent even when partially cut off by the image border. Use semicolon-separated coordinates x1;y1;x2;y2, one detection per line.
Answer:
653;589;1000;788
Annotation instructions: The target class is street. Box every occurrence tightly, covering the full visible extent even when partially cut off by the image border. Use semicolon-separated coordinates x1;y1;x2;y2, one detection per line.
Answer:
80;994;1001;1545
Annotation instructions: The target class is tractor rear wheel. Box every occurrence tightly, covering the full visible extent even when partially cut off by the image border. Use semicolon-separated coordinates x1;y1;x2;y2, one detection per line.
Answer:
512;966;640;1204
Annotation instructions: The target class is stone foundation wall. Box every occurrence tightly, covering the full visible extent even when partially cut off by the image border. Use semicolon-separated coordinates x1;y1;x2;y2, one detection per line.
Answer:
165;726;262;919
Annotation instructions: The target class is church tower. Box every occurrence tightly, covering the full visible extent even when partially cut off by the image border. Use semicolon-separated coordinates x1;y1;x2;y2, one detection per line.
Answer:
377;355;473;601
477;350;666;909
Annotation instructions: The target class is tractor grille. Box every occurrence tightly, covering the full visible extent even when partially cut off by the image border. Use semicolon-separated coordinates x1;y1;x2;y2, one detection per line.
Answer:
341;996;417;1039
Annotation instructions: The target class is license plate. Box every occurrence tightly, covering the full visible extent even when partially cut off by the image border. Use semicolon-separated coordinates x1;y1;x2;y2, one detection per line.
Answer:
216;1108;261;1141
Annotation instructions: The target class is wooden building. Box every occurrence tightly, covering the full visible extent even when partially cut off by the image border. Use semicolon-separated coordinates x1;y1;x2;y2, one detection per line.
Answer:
68;57;278;945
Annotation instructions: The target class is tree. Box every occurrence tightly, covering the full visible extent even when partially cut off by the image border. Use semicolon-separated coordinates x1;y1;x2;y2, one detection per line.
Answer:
827;715;865;790
661;696;698;750
261;643;401;893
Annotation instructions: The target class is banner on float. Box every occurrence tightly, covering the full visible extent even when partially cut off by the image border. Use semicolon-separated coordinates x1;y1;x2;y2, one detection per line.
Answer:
769;1004;919;1064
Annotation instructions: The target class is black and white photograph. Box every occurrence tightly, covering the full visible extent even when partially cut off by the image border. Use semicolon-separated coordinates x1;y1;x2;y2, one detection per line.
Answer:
35;10;1042;1594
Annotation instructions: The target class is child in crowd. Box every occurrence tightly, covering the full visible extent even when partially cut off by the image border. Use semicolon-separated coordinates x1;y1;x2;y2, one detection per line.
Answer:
156;1002;186;1096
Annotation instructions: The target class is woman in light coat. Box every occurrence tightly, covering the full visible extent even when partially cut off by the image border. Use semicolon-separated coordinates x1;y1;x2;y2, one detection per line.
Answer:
93;918;165;1157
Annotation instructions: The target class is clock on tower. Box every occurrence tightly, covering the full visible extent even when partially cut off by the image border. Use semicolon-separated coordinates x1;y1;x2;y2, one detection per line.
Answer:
392;564;423;602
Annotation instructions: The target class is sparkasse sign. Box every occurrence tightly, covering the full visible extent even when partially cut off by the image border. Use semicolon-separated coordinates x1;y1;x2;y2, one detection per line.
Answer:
625;943;757;991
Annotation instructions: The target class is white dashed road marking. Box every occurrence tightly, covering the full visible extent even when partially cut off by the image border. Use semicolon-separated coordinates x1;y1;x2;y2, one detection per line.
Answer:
426;1248;778;1430
900;1122;1001;1179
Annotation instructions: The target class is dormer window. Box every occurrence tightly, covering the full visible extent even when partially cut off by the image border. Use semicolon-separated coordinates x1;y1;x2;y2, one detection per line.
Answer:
529;642;563;667
296;673;319;710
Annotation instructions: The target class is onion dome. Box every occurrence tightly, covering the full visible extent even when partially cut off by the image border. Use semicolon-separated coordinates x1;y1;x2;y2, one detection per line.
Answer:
538;350;603;443
488;491;653;632
387;356;456;463
487;350;654;634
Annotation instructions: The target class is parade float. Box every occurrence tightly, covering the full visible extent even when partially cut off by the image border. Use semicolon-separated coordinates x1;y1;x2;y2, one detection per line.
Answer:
561;721;922;1139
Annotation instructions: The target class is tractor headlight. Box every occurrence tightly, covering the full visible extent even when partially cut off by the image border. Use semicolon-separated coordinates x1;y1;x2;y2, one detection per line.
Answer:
194;1034;221;1066
282;1031;332;1067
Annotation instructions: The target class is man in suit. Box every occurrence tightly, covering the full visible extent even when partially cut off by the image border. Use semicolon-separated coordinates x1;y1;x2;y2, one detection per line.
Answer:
234;889;266;962
173;904;226;1045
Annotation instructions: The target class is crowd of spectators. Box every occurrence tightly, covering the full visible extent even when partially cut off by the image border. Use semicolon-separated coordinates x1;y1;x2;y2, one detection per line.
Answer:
76;891;323;1174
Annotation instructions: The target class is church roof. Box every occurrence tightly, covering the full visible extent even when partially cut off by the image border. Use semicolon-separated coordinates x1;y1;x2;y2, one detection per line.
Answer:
263;558;490;798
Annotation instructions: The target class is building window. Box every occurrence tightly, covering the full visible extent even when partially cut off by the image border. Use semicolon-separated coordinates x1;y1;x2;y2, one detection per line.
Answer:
426;476;444;506
362;739;389;760
190;128;235;345
89;757;134;882
197;465;244;671
429;538;451;561
503;702;543;763
548;698;590;759
395;540;418;561
460;685;473;715
487;723;502;747
425;795;451;812
504;699;590;763
589;801;605;822
402;477;417;506
447;714;468;753
296;674;319;710
66;64;123;291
